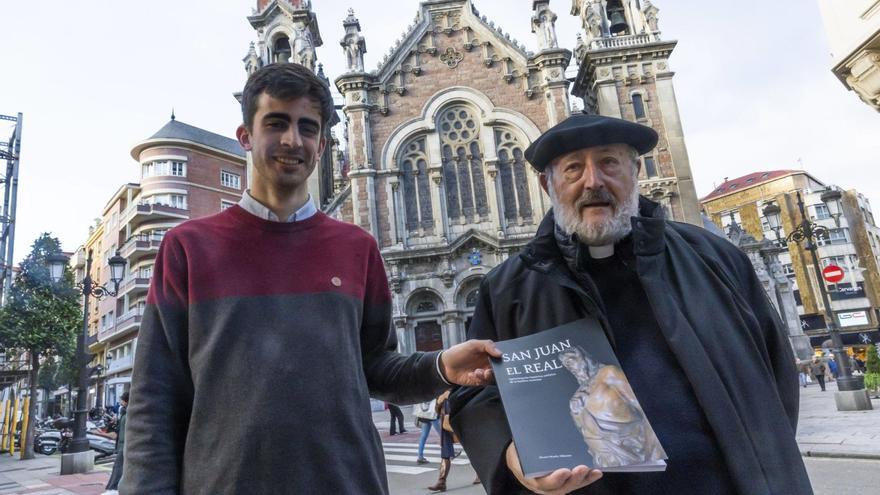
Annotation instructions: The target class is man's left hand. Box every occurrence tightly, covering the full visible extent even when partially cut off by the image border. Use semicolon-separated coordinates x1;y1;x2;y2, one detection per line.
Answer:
438;340;502;386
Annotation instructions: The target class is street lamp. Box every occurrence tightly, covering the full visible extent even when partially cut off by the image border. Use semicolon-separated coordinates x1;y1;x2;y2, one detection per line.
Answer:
47;249;125;473
762;193;867;404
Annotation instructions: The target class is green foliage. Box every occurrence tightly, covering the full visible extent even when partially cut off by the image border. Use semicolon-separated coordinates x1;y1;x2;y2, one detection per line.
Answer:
865;373;880;393
0;233;79;361
867;344;880;374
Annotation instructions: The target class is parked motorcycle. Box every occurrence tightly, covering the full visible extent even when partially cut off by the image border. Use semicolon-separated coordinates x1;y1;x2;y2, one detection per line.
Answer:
34;417;116;457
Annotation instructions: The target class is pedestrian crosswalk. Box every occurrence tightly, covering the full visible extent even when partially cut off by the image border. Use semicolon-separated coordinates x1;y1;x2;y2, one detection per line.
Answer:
382;442;470;476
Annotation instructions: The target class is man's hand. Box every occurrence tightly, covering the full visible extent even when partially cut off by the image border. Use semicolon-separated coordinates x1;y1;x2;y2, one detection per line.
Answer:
505;442;602;495
438;339;502;386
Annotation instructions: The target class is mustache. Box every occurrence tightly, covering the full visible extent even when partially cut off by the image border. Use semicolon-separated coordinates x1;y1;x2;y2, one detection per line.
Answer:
573;189;618;210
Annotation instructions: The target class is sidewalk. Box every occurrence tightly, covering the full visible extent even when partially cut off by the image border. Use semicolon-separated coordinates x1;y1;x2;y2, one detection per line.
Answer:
0;454;110;495
796;379;880;459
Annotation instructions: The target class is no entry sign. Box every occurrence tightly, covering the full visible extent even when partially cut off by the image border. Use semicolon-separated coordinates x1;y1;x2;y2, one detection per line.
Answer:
822;265;845;283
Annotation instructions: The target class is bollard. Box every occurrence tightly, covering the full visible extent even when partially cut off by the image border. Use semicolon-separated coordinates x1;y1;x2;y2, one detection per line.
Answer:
18;397;29;460
0;400;9;453
9;396;18;455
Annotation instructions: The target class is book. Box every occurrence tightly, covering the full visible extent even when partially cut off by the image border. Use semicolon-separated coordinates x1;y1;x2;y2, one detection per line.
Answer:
491;318;667;477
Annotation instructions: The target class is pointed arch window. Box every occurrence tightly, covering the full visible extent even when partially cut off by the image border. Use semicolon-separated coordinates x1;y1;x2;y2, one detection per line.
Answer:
643;156;658;178
494;128;533;222
399;137;434;232
439;106;489;223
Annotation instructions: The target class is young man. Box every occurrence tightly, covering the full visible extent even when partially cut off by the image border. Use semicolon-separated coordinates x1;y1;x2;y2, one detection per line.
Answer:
450;113;812;494
121;63;499;494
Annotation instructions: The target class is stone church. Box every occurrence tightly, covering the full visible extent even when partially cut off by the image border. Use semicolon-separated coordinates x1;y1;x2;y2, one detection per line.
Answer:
239;0;701;354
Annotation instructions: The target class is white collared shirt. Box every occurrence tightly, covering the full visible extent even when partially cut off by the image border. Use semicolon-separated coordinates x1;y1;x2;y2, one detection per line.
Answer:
237;190;317;223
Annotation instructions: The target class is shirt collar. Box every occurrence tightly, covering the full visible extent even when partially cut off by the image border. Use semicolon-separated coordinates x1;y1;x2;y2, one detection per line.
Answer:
237;190;317;223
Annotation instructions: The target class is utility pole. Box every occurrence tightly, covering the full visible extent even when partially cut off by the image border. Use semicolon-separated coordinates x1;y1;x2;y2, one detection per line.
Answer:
0;113;22;307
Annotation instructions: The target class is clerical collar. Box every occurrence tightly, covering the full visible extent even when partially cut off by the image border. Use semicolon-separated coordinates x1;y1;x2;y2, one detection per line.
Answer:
588;244;614;259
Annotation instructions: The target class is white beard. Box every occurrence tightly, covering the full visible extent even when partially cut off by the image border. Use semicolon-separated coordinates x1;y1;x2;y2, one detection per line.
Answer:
548;172;640;246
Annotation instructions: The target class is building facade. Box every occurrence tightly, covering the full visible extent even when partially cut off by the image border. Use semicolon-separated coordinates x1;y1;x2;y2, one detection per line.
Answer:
238;0;704;354
818;0;880;111
82;118;246;408
702;170;880;358
570;0;702;225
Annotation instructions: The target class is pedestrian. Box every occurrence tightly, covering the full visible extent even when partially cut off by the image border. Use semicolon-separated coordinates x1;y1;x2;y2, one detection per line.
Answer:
798;361;809;388
811;357;827;391
388;403;407;436
120;63;501;495
449;113;812;494
101;392;128;495
854;357;866;374
428;390;455;492
828;356;839;379
413;399;440;464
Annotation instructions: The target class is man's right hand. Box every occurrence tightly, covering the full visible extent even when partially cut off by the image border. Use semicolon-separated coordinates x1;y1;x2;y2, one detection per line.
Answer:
505;442;602;495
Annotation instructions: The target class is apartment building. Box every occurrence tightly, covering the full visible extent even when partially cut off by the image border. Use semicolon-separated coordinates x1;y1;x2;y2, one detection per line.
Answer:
702;170;880;360
82;117;246;407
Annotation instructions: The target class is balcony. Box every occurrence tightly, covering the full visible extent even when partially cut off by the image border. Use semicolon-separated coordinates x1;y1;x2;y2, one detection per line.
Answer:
98;309;143;343
120;235;162;263
107;354;134;374
118;276;151;299
590;33;661;50
122;202;188;229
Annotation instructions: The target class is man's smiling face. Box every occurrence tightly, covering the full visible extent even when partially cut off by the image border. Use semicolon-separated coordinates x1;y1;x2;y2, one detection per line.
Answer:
237;92;326;196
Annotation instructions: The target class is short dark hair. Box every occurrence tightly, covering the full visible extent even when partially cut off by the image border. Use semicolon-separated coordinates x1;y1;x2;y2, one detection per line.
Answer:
120;392;129;402
240;63;335;131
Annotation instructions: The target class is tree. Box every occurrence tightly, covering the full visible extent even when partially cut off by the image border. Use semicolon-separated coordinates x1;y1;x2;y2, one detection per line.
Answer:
0;233;80;459
864;344;880;397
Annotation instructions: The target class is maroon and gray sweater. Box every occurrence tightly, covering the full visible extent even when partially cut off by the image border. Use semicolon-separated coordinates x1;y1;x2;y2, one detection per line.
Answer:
120;206;447;494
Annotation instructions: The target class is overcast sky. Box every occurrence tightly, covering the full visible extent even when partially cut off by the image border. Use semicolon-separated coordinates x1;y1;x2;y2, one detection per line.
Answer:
1;0;878;263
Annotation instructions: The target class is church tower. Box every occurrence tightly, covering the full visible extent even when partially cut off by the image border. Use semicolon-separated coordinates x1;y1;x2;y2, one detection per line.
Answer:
570;0;702;225
240;1;340;207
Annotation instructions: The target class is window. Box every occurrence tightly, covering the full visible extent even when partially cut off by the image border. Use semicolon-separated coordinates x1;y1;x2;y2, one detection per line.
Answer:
817;228;849;246
221;200;236;211
138;265;153;279
142;193;187;210
822;255;849;269
221;170;241;189
439;106;489;223
813;204;830;220
494;128;532;223
782;263;795;276
632;94;646;120
399;137;434;233
643;156;658;178
142;160;186;178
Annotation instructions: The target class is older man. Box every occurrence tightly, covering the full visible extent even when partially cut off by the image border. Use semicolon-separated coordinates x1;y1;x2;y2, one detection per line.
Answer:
450;113;812;495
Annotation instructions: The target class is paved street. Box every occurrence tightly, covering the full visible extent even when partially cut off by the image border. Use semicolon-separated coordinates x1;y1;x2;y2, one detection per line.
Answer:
0;384;876;494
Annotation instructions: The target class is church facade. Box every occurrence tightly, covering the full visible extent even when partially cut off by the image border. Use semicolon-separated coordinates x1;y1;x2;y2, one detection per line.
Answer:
240;0;701;354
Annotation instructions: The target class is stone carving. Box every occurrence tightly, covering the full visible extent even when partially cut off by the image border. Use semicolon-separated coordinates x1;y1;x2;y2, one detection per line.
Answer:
559;347;666;467
341;9;366;73
291;23;316;71
531;2;559;50
440;47;464;69
643;1;660;32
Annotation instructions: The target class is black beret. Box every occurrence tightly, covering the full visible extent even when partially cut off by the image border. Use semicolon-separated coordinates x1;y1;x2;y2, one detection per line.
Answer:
524;113;659;172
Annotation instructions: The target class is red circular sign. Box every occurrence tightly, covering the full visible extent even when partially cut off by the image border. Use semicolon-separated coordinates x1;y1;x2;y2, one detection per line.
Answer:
822;265;845;283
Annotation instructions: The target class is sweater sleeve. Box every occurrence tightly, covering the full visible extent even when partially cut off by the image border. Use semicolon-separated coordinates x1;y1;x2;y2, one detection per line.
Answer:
119;233;194;495
449;278;528;494
360;240;448;405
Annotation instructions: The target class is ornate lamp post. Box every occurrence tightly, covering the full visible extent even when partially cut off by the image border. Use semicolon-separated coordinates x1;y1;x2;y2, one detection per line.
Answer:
47;249;125;473
762;193;868;404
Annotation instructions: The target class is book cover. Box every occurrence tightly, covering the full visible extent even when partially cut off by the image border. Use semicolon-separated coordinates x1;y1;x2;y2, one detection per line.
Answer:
491;318;667;477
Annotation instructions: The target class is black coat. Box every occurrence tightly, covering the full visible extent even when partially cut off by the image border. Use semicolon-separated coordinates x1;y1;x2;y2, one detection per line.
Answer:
450;198;811;495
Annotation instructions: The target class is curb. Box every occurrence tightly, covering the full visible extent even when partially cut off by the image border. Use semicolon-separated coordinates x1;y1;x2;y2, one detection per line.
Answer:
800;450;880;461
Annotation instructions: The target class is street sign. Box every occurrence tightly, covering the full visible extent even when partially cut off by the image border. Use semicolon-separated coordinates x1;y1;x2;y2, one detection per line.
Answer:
822;265;845;283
